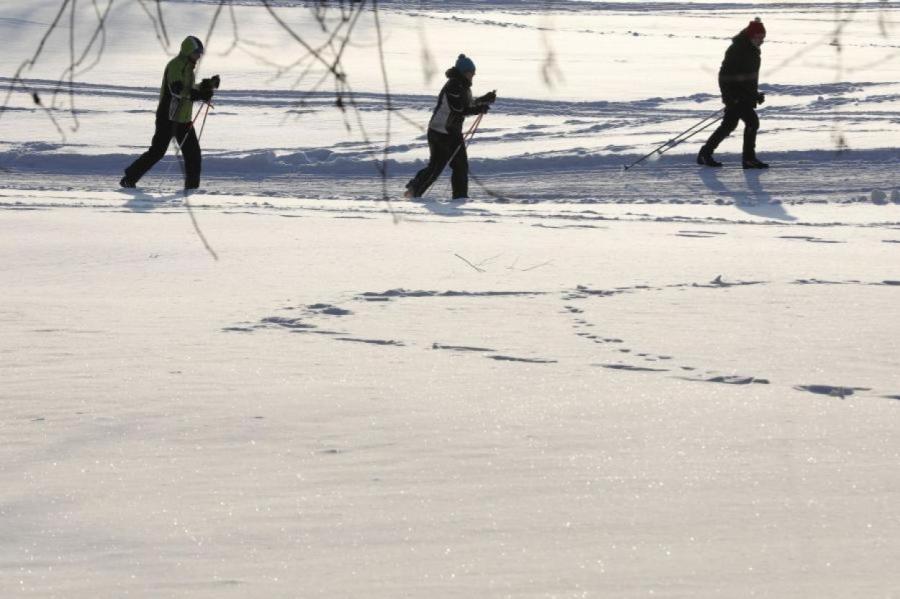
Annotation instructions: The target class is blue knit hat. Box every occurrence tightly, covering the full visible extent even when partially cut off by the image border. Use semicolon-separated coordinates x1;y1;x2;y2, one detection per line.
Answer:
455;54;476;73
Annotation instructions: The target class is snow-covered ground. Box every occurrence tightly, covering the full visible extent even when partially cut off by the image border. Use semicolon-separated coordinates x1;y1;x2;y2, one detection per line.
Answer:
1;1;899;597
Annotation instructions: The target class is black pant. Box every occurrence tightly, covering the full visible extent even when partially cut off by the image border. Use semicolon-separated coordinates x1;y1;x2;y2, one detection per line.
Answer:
702;102;759;160
124;119;201;189
406;129;468;199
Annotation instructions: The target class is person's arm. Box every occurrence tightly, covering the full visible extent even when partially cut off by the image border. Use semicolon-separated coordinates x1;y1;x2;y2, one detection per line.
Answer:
442;80;485;116
165;60;191;120
443;80;474;116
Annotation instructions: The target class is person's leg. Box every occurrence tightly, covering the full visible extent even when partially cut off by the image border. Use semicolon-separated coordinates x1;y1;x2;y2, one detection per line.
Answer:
448;135;469;199
740;105;760;161
406;129;452;197
701;104;740;155
123;119;174;184
177;124;202;189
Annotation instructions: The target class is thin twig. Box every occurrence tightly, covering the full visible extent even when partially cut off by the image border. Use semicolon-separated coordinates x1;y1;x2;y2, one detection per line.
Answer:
454;253;486;273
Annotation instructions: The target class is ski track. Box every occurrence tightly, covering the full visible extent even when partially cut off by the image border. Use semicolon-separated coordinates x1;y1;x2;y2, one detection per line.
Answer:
223;276;899;401
6;76;900;195
173;1;899;15
406;10;900;51
5;160;900;210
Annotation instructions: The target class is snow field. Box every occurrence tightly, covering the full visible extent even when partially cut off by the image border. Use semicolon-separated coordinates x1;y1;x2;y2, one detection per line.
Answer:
2;1;900;597
2;195;899;596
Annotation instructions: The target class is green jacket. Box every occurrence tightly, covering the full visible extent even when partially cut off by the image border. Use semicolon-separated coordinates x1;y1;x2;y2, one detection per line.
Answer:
156;36;203;123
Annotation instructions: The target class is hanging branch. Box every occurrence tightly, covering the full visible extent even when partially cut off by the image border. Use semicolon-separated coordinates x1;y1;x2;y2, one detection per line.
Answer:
154;0;169;47
261;0;346;80
135;0;171;52
203;0;228;51
372;0;394;207
1;0;72;121
74;0;115;77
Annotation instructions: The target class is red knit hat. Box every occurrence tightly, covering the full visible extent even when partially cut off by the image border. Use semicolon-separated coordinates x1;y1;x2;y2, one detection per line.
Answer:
746;17;766;38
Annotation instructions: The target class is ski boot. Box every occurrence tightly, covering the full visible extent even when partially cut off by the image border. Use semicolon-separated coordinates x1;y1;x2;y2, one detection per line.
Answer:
404;184;421;200
119;176;136;188
696;148;722;167
742;157;769;169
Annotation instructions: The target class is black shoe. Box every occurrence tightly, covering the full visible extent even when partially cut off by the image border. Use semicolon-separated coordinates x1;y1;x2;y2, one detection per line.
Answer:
697;149;722;167
742;158;769;169
119;176;136;188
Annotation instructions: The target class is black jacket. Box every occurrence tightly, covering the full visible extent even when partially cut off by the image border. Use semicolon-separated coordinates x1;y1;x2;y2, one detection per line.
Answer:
718;34;761;105
428;68;486;135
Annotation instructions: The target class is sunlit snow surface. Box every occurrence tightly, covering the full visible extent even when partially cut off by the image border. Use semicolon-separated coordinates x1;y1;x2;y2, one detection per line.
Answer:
1;2;899;598
4;0;900;189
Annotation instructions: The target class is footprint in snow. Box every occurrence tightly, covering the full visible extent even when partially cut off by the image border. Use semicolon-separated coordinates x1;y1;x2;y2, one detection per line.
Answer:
795;385;871;399
432;343;494;353
685;375;770;385
488;355;557;364
357;289;544;302
307;303;352;316
335;337;404;347
675;230;727;238
695;275;765;288
598;364;669;372
259;316;316;330
779;235;843;244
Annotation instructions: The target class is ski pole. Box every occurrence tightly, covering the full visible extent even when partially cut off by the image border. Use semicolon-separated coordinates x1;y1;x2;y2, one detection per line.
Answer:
624;109;722;171
169;101;215;182
623;107;724;171
175;101;211;150
194;101;213;143
447;112;484;169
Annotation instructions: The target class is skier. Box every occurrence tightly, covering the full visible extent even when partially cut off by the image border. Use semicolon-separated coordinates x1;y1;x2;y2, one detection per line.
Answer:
120;36;220;190
405;54;496;200
697;18;769;169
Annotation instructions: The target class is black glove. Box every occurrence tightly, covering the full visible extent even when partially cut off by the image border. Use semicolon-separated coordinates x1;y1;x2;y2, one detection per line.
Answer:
198;76;220;102
478;90;497;105
477;103;490;114
757;92;765;105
